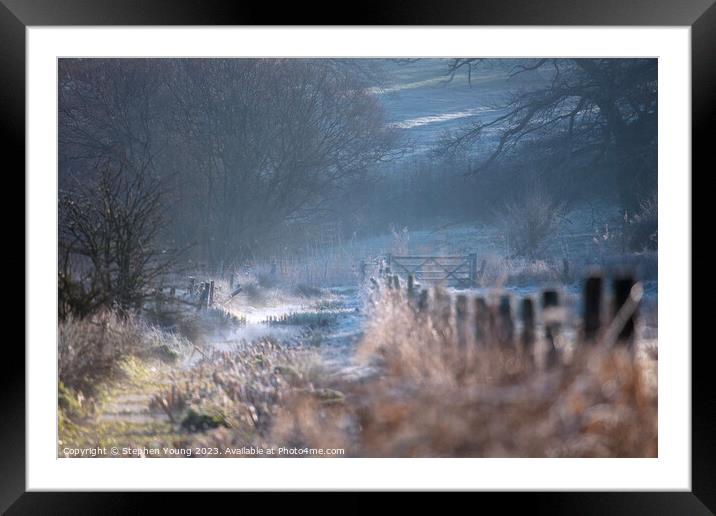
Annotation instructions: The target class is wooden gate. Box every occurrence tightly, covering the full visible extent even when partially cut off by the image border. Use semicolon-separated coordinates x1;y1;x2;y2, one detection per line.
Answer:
387;253;477;288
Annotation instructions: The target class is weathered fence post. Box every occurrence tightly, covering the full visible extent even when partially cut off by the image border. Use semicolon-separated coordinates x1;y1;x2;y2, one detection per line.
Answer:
188;277;196;296
417;288;430;313
407;274;415;299
208;280;215;307
393;274;401;290
433;287;452;333
612;275;638;345
197;282;208;310
469;253;478;286
497;294;515;347
229;272;234;290
583;273;603;342
455;294;469;349
520;297;536;350
542;289;561;366
473;296;490;346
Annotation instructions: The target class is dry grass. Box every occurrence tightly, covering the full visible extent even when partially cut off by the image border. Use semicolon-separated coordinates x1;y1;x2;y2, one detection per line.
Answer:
59;281;657;458
263;288;657;457
58;310;145;395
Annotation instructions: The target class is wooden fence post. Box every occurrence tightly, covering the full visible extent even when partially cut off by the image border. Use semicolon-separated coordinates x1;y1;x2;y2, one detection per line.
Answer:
497;294;515;347
229;272;234;290
612;275;638;345
393;274;401;290
469;253;478;286
417;288;430;313
197;282;208;310
542;289;561;367
520;297;536;350
433;287;452;332
455;294;468;349
208;280;215;307
407;274;415;298
473;296;489;346
583;273;603;342
188;277;195;296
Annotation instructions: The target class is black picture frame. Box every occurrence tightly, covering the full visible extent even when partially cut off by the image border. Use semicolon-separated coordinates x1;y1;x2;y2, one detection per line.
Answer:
3;0;710;512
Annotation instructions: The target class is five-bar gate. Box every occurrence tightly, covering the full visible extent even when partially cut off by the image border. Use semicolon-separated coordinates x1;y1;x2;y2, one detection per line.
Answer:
387;253;477;288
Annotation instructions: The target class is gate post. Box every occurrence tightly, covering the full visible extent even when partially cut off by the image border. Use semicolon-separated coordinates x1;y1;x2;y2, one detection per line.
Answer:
469;253;477;286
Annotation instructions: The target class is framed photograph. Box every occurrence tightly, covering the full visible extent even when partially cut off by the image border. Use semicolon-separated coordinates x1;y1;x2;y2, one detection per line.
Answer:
5;0;709;511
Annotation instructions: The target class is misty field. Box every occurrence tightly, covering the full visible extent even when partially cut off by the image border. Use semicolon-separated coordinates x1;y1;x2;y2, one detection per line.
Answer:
58;58;657;458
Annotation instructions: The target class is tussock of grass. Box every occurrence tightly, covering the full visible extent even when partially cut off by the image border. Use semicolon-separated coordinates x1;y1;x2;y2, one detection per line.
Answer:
264;311;339;328
58;311;145;395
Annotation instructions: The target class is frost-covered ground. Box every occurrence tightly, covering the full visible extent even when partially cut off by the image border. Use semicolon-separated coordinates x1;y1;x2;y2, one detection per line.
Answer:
369;59;534;155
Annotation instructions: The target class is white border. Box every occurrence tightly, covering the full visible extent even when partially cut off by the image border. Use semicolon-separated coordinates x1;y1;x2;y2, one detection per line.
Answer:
27;27;691;490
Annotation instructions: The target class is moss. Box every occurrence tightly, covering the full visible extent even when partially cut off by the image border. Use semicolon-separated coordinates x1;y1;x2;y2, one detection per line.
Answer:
313;388;345;404
58;382;83;418
151;342;181;363
180;408;229;433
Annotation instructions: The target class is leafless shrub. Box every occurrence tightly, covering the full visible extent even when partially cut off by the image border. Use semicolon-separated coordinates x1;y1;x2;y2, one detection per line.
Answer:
625;193;658;251
59;162;182;319
499;190;564;259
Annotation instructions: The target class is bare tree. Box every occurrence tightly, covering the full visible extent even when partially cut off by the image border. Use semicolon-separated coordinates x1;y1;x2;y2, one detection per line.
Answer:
58;59;398;273
442;58;657;209
59;162;179;318
163;59;397;268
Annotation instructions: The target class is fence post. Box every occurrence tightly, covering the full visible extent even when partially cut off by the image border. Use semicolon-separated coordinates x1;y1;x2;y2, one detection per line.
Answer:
473;296;489;346
583;273;603;342
497;294;515;347
433;287;452;331
208;280;215;307
612;275;638;346
417;288;430;313
455;294;468;349
197;282;207;310
542;289;561;367
188;277;196;296
520;297;536;350
393;274;401;290
469;253;478;286
229;272;234;290
407;274;415;298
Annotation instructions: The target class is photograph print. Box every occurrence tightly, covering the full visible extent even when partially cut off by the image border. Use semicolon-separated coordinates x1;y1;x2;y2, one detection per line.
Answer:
57;57;658;458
